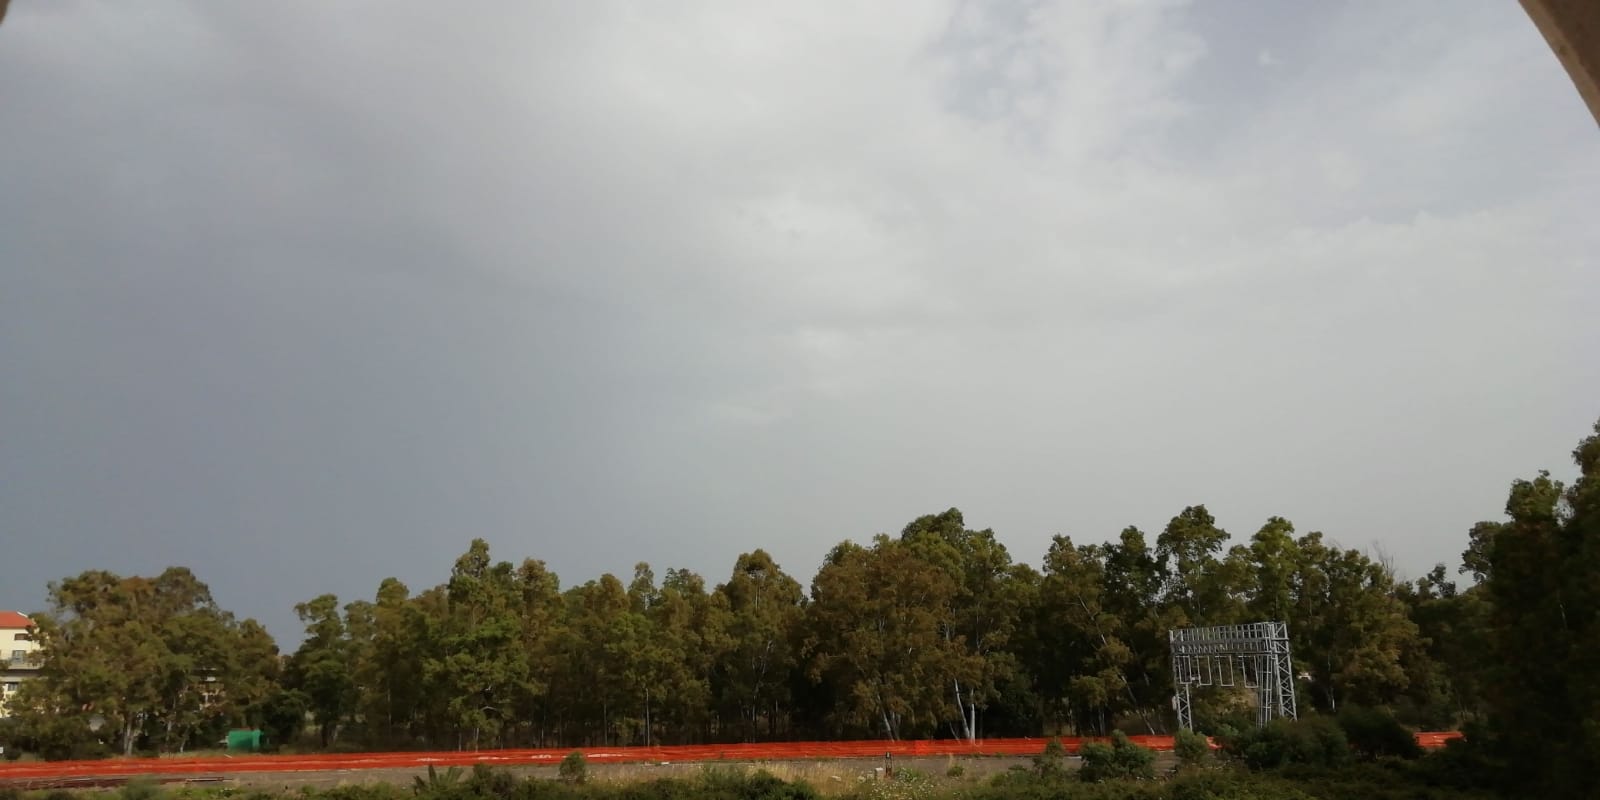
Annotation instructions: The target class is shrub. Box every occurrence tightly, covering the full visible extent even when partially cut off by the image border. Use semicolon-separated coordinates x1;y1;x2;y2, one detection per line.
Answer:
732;771;819;800
461;765;520;799
1078;731;1155;783
412;765;464;798
1223;716;1351;771
1407;723;1506;793
1031;736;1068;778
323;786;409;800
558;751;588;785
945;763;965;779
511;779;585;800
853;768;935;800
1173;729;1212;768
1336;706;1422;761
121;777;165;800
1167;770;1316;800
0;786;20;800
967;774;1162;800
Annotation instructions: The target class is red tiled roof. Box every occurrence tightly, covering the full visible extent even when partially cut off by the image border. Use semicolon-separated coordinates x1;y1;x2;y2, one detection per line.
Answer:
0;611;33;629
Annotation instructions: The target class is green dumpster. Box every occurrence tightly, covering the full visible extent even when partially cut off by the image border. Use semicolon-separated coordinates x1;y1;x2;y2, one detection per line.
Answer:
226;728;262;753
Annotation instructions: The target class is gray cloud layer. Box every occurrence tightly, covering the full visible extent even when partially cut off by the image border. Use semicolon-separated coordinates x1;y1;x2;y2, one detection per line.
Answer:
3;0;1597;642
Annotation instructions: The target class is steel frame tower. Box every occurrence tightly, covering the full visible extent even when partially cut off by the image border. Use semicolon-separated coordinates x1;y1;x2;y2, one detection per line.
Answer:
1169;621;1298;731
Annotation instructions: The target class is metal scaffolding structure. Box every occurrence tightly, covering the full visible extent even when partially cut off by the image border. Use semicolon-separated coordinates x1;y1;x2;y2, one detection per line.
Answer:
1169;621;1297;731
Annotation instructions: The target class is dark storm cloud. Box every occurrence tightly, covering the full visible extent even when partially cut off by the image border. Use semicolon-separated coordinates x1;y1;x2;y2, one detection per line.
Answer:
3;0;1598;641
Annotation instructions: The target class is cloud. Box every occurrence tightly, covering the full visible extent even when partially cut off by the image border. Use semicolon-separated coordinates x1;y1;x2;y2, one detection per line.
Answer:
1;1;1597;638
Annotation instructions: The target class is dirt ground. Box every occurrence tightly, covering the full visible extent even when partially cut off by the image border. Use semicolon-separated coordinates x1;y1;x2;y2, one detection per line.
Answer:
5;753;1180;793
229;757;1032;791
222;753;1176;792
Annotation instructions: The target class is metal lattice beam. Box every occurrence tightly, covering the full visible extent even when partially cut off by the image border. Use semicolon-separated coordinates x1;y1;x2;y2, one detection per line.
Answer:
1170;621;1297;731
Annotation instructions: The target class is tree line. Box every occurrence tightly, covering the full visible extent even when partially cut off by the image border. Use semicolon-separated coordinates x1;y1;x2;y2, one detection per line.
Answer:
3;420;1597;790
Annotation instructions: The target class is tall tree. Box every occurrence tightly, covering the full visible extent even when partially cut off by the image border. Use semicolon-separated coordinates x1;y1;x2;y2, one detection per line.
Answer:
350;578;425;746
1474;421;1600;794
713;550;803;742
511;560;562;747
899;509;1028;740
1289;532;1419;711
286;594;356;748
13;568;272;755
425;539;533;749
1033;536;1147;735
1155;505;1241;627
552;574;633;745
803;536;974;740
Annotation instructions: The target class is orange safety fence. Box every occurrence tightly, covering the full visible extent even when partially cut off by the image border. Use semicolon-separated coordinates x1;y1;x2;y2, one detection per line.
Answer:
0;732;1464;781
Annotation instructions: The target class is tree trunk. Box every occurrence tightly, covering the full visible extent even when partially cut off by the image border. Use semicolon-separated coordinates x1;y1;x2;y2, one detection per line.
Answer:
953;679;976;742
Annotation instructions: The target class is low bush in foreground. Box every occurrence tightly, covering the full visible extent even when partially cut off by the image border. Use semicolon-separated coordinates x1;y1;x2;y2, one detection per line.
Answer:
4;757;1505;800
1221;716;1351;771
558;752;589;786
1335;707;1422;762
1078;732;1156;783
1171;730;1211;769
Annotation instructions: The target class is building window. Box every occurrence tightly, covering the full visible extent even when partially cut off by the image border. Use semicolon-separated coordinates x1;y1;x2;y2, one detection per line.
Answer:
9;651;23;661
11;633;27;641
2;682;18;692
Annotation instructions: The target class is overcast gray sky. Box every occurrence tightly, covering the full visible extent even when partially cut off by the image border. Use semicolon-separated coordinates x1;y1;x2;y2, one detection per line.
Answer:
3;1;1597;643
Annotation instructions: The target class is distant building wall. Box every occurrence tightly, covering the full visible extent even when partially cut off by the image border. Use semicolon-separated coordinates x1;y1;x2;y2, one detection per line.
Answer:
0;611;40;718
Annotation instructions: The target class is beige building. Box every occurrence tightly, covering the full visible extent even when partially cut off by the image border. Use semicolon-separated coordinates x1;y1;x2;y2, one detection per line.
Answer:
1;610;40;718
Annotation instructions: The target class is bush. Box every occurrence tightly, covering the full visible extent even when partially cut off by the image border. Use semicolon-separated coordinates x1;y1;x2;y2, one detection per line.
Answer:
121;777;165;800
852;768;937;800
604;777;694;800
1031;736;1068;778
1407;723;1506;793
683;770;816;800
0;786;20;800
1223;716;1351;771
1167;770;1316;800
967;775;1162;800
462;765;520;799
1078;731;1155;783
412;765;464;798
1173;729;1212;768
1336;706;1422;761
323;786;409;800
945;763;965;779
558;751;589;785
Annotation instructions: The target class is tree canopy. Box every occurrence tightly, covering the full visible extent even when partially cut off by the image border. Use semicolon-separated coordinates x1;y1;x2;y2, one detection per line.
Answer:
5;418;1598;791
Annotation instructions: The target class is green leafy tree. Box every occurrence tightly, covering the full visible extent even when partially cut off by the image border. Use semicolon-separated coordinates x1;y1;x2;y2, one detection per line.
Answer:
1032;535;1144;735
803;535;972;739
899;509;1029;741
1472;421;1600;794
552;573;634;744
511;559;563;747
424;539;534;749
1155;505;1242;627
12;567;271;755
1289;533;1420;712
286;594;356;748
712;550;803;742
350;578;426;746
